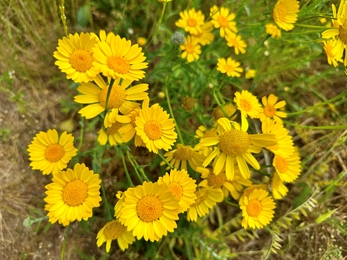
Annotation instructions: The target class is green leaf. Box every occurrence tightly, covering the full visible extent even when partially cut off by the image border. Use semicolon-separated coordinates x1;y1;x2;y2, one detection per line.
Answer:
293;182;312;208
315;209;338;224
77;5;90;27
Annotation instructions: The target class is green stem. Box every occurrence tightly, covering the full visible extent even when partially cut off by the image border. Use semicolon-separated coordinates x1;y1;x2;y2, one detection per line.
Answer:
103;78;116;123
283;120;347;130
295;23;329;29
77;118;85;154
126;150;149;182
101;183;112;221
60;224;70;260
120;151;134;187
157;152;174;170
147;1;168;47
115;0;128;34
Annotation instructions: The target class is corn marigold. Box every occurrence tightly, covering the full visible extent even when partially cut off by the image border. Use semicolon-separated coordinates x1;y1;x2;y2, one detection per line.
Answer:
323;39;344;67
273;151;301;183
265;23;282;39
217;57;243;77
192;21;215;46
271;172;289;200
225;32;247;55
180;36;201;63
259;94;287;124
272;0;300;31
97;121;124;146
175;8;205;35
210;5;238;38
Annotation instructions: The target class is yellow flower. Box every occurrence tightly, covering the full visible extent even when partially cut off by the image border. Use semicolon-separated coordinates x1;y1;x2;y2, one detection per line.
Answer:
239;184;268;207
200;118;276;180
210;5;238;38
271;172;289;200
175;8;205;35
180;36;201;63
186;186;224;221
273;151;301;183
53;32;99;83
265;23;282;39
272;0;300;31
27;129;77;175
259;94;287;124
194;125;218;157
161;144;205;171
157;169;197;212
323;39;344;67
225;32;247;55
93;32;148;81
96;220;135;252
192;21;215;46
118;181;180;242
240;188;276;229
135;102;177;154
74;74;148;126
245;69;256;79
216;57;243;77
44;163;101;226
137;37;147;46
211;103;238;122
97;121;125;146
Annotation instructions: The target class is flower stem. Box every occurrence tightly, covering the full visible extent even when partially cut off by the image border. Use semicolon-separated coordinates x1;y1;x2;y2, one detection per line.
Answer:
158;152;174;170
60;224;70;260
147;1;168;47
126;150;149;182
120;150;134;187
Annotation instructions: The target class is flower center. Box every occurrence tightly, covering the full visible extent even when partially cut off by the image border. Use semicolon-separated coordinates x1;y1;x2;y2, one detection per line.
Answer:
275;155;288;173
246;199;262;217
217;16;228;28
69;49;94;72
62;179;88;206
136;195;163;222
207;172;226;188
339;20;347;44
264;105;276;117
240;99;251;111
103;220;126;239
272;2;287;22
174;144;194;160
187;18;197;27
168;183;183;199
185;43;195;54
107;56;130;74
224;64;235;73
99;85;126;109
219;129;251;156
144;121;162;140
106;121;122;135
45;144;65;162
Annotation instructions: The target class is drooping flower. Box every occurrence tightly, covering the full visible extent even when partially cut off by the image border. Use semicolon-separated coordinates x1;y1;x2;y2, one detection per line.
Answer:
175;8;205;35
272;0;300;31
192;21;215;46
211;103;238;122
96;220;135;252
44;163;101;226
240;188;276;229
157;169;197;212
97;121;125;146
118;181;180;242
323;39;344;67
27;129;77;175
259;94;287;124
270;172;289;200
216;57;243;77
194;125;218;157
137;37;147;46
53;32;99;83
200;118;277;180
210;5;238;38
180;36;201;63
273;151;301;183
225;32;247;55
265;23;282;39
93;32;148;81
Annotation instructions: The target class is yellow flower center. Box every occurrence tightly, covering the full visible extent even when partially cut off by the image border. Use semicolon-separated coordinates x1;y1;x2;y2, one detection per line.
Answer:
99;85;126;109
136;195;163;222
62;179;88;206
106;122;122;134
339;20;347;44
224;64;235;73
240;99;251;111
45;144;65;162
182;96;196;111
217;16;228;28
207;172;226;188
246;199;262;217
185;43;195;54
264;105;276;118
103;220;126;239
144;121;162;140
168;182;183;199
187;18;197;27
275;155;288;173
69;49;94;72
219;129;251;156
272;1;286;23
107;56;130;74
174;144;194;160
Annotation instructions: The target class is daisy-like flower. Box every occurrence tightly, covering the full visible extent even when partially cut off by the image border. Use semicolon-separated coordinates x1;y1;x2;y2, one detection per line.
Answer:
27;129;77;175
234;90;262;130
44;163;101;226
210;5;238;38
240;188;276;229
93;33;148;81
272;0;300;31
245;69;256;79
239;184;269;207
194;125;218;157
118;107;141;143
118;181;180;242
97;121;124;146
323;39;344;67
53;32;99;83
96;220;135;252
259;94;287;124
135;102;177;154
265;23;282;39
161;144;205;171
137;37;147;46
271;172;289;200
225;32;247;55
200;118;277;180
262;120;294;158
74;74;148;126
216;57;243;77
212;103;238;122
157;169;197;212
180;36;201;63
175;8;205;35
192;21;215;46
186;186;224;221
197;166;252;200
273;151;301;182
